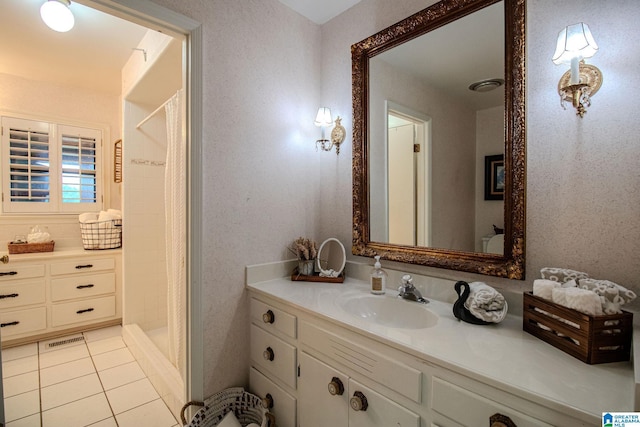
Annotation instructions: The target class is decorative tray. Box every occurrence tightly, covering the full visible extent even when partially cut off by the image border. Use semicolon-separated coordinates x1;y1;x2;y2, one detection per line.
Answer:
291;268;344;283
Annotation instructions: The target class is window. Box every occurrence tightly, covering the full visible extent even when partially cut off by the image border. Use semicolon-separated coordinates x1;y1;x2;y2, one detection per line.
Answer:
2;116;103;214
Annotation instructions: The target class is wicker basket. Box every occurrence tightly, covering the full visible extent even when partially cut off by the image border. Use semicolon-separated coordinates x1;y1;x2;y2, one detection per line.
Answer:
181;388;274;427
523;292;633;364
8;241;55;254
79;219;122;250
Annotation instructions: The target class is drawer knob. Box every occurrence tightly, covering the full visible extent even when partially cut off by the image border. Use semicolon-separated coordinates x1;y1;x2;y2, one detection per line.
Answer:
261;393;274;409
77;308;95;314
263;347;275;361
350;391;368;412
0;293;19;299
76;284;95;289
0;255;8;264
328;377;344;396
75;264;94;269
262;310;275;324
490;413;517;427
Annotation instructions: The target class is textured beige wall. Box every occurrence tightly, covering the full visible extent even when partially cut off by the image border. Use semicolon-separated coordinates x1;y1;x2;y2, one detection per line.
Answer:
147;0;323;397
144;0;640;399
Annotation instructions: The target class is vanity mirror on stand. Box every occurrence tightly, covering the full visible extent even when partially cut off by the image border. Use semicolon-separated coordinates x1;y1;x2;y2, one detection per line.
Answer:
291;238;346;283
352;0;526;279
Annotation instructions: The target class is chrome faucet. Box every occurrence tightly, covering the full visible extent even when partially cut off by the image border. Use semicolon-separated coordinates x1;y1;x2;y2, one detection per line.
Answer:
398;274;428;304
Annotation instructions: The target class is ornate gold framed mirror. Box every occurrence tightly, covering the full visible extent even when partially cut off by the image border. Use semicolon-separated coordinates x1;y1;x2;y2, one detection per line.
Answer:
352;0;526;279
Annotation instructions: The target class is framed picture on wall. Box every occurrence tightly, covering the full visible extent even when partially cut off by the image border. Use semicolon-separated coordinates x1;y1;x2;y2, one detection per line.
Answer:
484;154;504;200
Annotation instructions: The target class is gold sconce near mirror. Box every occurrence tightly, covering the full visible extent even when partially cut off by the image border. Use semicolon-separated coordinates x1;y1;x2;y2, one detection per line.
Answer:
553;23;602;118
351;0;526;279
315;107;346;155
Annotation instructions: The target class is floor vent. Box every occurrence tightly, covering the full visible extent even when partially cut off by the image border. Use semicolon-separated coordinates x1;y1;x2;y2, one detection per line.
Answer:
48;336;85;348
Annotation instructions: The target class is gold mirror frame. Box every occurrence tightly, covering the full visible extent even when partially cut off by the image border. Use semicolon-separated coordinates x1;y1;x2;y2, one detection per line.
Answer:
352;0;526;279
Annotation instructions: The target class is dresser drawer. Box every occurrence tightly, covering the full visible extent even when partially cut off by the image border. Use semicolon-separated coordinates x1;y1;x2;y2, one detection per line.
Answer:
51;295;116;327
250;298;297;338
0;264;45;282
250;325;297;389
250;367;296;427
431;377;554;427
50;258;115;276
0;280;45;309
0;307;47;338
51;272;115;302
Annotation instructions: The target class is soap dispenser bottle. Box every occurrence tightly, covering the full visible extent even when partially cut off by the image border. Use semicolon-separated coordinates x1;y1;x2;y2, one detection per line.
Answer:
370;255;387;295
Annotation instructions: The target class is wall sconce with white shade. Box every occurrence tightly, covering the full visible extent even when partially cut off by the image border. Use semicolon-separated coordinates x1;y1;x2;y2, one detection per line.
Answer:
552;22;602;117
315;107;346;155
40;0;75;32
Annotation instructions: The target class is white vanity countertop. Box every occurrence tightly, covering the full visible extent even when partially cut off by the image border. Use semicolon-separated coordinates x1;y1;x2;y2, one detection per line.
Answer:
3;247;122;262
247;277;635;420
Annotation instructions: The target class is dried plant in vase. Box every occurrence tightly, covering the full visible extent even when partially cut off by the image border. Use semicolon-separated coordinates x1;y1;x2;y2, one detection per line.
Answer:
289;237;317;276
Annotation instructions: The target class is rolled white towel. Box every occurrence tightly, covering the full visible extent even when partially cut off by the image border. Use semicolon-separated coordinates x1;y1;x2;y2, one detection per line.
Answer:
79;212;98;223
218;411;241;427
540;267;589;284
577;279;634;314
464;282;508;323
532;279;559;300
563;287;603;316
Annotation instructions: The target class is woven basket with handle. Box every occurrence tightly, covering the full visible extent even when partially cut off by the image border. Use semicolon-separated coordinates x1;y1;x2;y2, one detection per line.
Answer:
181;387;275;427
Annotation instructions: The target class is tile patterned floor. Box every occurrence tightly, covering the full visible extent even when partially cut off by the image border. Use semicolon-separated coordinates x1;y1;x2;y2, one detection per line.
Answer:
2;326;180;427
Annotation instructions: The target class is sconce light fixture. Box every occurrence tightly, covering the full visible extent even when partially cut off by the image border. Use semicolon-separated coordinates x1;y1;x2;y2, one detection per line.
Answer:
552;22;602;117
40;0;75;32
315;107;346;155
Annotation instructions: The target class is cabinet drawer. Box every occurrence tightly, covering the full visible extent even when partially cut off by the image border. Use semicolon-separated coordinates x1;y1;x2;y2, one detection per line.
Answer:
0;264;45;282
348;379;420;427
50;258;115;276
250;367;296;427
301;321;421;403
0;307;47;338
250;325;296;389
0;280;45;309
431;377;554;427
51;272;115;301
250;298;296;338
51;295;116;327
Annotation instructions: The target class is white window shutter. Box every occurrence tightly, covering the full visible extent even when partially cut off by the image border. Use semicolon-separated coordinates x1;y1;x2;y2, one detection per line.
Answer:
1;117;53;213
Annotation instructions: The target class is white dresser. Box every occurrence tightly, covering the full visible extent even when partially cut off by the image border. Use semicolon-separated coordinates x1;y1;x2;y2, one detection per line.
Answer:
0;249;122;346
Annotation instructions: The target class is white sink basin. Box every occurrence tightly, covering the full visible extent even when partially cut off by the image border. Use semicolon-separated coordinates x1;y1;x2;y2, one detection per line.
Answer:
340;295;438;329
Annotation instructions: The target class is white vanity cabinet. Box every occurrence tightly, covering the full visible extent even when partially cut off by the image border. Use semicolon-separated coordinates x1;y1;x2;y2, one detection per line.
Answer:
0;250;121;346
248;285;609;427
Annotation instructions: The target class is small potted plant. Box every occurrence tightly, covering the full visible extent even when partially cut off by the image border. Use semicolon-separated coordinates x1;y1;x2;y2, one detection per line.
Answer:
289;237;317;276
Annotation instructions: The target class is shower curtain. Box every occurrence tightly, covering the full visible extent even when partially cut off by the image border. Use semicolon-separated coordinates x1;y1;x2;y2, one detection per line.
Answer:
164;89;186;376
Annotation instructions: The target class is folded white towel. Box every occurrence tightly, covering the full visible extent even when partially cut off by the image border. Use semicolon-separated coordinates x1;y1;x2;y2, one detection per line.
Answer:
107;208;122;218
98;210;121;222
551;287;569;307
532;279;559;300
553;287;603;316
464;282;508;323
564;287;603;316
79;212;98;223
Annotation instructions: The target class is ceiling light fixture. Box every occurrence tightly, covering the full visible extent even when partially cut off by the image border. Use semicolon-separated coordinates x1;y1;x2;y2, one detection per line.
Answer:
40;0;75;33
468;79;505;93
